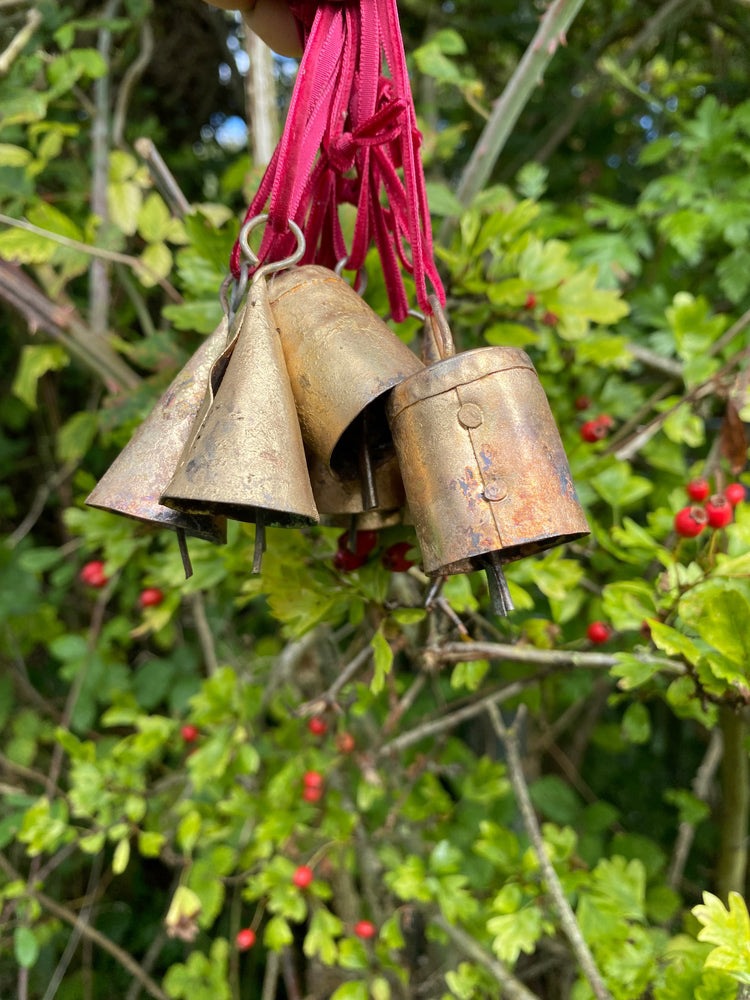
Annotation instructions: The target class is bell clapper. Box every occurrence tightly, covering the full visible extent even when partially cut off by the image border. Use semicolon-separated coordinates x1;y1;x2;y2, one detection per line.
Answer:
482;552;514;617
177;529;194;580
252;514;267;574
358;413;379;511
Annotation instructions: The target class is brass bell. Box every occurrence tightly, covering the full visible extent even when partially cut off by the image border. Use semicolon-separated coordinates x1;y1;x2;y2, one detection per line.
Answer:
85;320;229;545
307;452;405;529
160;274;319;565
387;303;590;614
267;265;424;506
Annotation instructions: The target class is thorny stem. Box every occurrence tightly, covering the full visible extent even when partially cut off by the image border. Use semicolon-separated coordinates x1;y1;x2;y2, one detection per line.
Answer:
440;0;586;240
488;705;614;1000
717;707;749;900
0;854;170;1000
433;913;542;1000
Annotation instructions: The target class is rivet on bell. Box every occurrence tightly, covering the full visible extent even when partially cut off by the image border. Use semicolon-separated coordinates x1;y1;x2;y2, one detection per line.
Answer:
457;402;483;429
483;479;507;502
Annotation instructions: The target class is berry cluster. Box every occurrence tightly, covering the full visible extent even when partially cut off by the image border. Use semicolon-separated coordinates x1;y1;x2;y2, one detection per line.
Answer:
674;479;745;538
79;560;165;611
333;530;416;574
580;414;615;443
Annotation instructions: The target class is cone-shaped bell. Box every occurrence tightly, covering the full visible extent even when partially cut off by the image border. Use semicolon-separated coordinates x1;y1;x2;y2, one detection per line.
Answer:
387;346;590;578
160;276;319;528
267;265;424;483
85;321;229;543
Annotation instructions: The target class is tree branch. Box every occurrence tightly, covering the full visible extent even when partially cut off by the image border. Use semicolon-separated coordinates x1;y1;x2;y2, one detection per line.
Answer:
0;853;170;1000
667;728;722;891
432;912;542;1000
487;705;614;1000
0;6;41;75
717;707;749;900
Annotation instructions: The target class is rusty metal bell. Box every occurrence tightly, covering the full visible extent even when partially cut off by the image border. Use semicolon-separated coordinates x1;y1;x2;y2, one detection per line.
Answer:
160;275;319;545
307;452;405;529
387;302;590;614
85;320;229;544
267;265;424;504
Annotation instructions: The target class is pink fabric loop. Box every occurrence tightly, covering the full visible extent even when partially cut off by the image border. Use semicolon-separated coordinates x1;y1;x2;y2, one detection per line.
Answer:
231;0;445;321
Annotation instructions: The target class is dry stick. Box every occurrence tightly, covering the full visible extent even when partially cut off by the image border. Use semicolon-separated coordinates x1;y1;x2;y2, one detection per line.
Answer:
134;138;191;218
124;931;168;1000
261;950;281;1000
6;459;78;549
432;913;542;1000
0;6;41;75
188;592;220;676
667;728;722;891
429;639;679;673
0;853;170;1000
440;0;586;241
298;643;375;715
717;707;749;900
487;705;614;1000
0;213;182;302
113;21;155;150
0;259;140;391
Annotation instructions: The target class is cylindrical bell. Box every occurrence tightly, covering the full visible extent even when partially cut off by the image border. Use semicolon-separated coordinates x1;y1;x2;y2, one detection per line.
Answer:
85;321;229;543
307;452;405;529
267;265;424;483
386;346;590;578
160;276;319;529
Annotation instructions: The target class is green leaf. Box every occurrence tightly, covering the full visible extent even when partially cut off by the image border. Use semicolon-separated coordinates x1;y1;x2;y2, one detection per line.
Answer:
693;891;750;983
14;926;39;969
57;411;99;463
450;659;489;692
621;702;651;745
12;345;69;409
138;241;173;286
679;582;750;670
264;915;294;949
137;191;172;242
112;837;130;875
330;982;369;1000
0;144;32;167
424;181;463;217
487;905;543;965
370;627;393;694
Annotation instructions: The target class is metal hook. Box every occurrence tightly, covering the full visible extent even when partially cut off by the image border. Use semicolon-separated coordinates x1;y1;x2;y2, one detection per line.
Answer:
238;214;306;283
335;256;368;296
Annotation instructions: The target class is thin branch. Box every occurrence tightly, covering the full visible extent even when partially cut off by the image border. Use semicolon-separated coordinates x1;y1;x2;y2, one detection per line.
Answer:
428;640;679;674
261;949;281;1000
433;912;542;1000
0;854;170;1000
0;213;181;302
297;644;375;716
0;6;41;75
134;138;191;218
188;593;219;676
113;21;155;149
487;705;614;1000
668;729;722;891
41;854;104;1000
717;707;749;900
5;459;78;548
441;0;586;240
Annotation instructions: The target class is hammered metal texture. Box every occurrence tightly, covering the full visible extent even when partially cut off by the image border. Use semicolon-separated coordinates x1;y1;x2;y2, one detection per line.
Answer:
86;320;230;543
267;265;424;480
307;452;405;528
161;277;319;527
387;346;590;575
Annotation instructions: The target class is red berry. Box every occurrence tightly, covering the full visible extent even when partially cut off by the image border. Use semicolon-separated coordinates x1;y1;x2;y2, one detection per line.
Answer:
236;928;256;951
302;785;323;803
541;310;559;326
705;494;733;529
586;621;611;644
382;541;416;572
333;548;367;572
580;415;613;443
724;483;746;506
307;716;328;737
292;865;314;888
80;560;108;588
336;732;356;754
524;292;537;310
337;529;378;558
686;478;710;502
180;724;200;744
674;506;707;538
354;920;377;940
139;587;164;608
303;770;324;790
574;395;591;412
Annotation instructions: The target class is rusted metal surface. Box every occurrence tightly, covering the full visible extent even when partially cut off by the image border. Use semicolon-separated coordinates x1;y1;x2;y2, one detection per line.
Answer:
86;319;229;542
161;276;319;527
387;346;590;577
307;452;405;528
267;265;424;482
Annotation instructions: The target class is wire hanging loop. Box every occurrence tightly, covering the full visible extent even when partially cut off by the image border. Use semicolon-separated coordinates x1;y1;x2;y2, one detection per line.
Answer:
221;215;306;329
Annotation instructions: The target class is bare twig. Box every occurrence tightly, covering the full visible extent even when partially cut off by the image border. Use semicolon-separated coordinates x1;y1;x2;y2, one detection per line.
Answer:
667;729;722;891
113;21;155;149
188;593;219;676
428;639;679;674
441;0;586;239
261;950;281;1000
433;913;541;1000
5;459;78;548
134;138;191;218
0;854;170;1000
297;643;374;715
0;6;41;75
0;213;181;302
41;854;104;1000
487;705;614;1000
